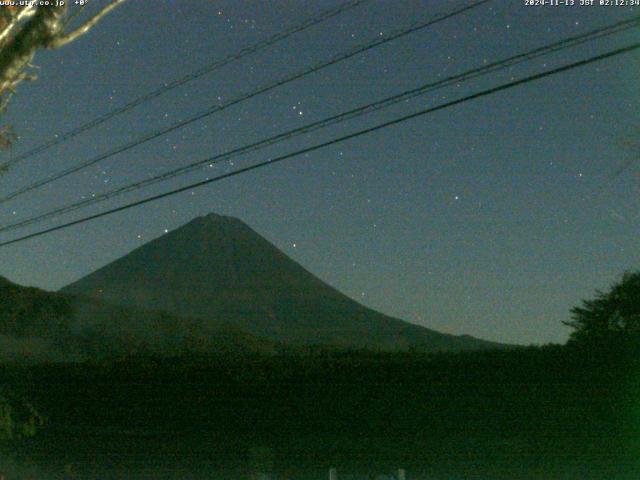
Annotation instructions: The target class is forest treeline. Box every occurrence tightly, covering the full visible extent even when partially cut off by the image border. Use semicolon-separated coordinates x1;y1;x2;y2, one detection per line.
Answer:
0;271;637;478
0;341;635;478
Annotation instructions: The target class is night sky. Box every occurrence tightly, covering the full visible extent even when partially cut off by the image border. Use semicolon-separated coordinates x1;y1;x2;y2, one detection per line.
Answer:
0;0;637;345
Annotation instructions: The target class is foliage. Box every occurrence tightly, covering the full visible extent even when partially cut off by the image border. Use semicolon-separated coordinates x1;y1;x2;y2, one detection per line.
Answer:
0;380;44;444
564;270;640;347
0;279;71;339
17;346;637;478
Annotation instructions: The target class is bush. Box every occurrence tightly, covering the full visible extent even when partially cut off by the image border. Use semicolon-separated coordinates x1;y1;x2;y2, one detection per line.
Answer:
564;271;640;348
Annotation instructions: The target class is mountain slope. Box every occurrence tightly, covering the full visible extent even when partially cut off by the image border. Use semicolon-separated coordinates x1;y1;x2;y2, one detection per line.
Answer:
0;276;73;362
62;213;503;351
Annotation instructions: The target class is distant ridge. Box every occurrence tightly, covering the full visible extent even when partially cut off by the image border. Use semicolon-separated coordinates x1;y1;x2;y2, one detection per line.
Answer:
0;273;279;362
62;213;505;352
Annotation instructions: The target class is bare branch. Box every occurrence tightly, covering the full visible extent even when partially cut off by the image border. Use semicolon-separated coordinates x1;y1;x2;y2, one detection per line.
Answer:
0;6;36;45
62;1;88;30
0;125;17;153
48;0;127;49
0;90;13;113
0;0;127;146
0;6;65;95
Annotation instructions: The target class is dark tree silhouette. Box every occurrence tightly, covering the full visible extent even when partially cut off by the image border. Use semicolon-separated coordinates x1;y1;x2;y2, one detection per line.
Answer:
564;270;640;347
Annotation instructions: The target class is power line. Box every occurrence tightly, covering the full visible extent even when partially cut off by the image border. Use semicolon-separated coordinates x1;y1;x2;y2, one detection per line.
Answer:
0;0;492;204
1;15;637;234
1;42;637;248
0;0;369;170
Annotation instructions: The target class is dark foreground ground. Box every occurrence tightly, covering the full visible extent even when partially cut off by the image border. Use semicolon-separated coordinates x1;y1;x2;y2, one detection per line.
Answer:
1;343;639;479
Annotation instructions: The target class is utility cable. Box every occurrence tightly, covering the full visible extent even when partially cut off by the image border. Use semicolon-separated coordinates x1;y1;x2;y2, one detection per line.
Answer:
1;16;637;234
0;0;369;170
1;41;637;247
0;0;491;203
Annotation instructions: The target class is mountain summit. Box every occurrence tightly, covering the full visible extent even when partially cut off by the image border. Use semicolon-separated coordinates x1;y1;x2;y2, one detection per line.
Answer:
62;213;501;351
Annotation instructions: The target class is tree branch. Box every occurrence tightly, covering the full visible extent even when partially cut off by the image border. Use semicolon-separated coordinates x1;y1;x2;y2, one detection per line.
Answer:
0;6;65;95
0;6;36;46
47;0;127;49
0;0;128;154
